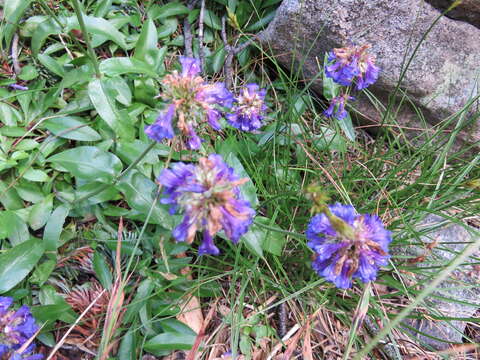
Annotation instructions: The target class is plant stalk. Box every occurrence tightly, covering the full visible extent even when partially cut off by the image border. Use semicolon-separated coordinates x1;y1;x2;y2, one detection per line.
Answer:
70;0;101;77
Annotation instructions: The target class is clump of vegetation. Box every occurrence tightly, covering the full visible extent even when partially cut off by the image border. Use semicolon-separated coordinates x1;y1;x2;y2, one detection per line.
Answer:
0;0;479;359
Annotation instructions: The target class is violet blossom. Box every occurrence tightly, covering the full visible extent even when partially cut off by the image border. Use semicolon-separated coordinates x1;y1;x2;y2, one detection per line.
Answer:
325;45;379;90
226;84;267;132
158;154;255;255
324;94;354;120
0;297;43;360
145;57;234;150
306;203;391;289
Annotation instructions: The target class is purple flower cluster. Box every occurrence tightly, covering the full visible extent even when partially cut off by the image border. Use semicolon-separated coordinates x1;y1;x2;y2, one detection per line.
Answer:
0;297;43;360
226;84;267;132
158;154;255;255
145;57;234;150
325;45;379;90
306;204;391;289
323;94;354;120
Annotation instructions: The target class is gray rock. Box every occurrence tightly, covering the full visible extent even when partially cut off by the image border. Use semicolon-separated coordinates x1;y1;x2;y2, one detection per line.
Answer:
396;214;480;350
426;0;480;28
260;0;480;148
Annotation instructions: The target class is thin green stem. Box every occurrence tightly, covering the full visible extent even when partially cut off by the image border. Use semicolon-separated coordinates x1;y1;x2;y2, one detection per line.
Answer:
253;220;306;240
37;0;65;28
344;282;371;359
70;0;101;77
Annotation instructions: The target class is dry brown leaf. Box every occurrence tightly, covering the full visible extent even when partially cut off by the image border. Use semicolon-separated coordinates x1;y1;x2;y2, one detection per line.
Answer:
186;301;218;360
302;320;313;360
177;295;204;334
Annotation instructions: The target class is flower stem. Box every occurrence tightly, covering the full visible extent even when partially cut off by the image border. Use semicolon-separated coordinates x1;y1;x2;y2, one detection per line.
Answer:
71;0;101;78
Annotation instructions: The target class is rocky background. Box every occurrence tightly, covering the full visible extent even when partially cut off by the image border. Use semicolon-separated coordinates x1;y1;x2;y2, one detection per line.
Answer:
260;0;480;149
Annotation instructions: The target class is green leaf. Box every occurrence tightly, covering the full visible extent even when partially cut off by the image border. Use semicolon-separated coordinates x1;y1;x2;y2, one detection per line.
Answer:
256;217;286;256
66;16;128;50
0;103;23;126
123;279;153;323
15;180;44;203
106;77;132;106
99;57;158;77
31;303;73;323
48;146;123;182
134;19;164;72
117;170;173;228
118;329;136;360
2;0;34;46
220;152;258;208
93;250;112;289
37;54;65;77
88;79;135;140
23;168;49;182
0;238;45;293
75;182;119;205
241;222;264;257
18;65;39;81
144;332;195;351
209;46;227;73
31;17;62;56
157;18;178;38
261;0;282;7
149;2;190;20
312;127;346;152
159;319;196;335
0;211;29;245
30;259;56;286
0;180;23;210
240;334;252;357
322;52;340;100
43;203;70;256
203;9;222;30
94;0;113;17
337;113;356;141
245;10;275;31
44;116;101;141
28;194;54;231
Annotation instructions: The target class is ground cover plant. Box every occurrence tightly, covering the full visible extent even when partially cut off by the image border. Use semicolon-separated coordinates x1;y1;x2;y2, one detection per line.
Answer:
0;0;480;359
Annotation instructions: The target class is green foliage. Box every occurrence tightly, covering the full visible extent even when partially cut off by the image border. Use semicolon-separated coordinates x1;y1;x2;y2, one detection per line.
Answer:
0;0;478;358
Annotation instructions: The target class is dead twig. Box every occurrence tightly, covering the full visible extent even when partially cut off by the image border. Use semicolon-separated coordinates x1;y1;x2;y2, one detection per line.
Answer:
221;16;260;88
183;0;199;58
278;302;287;338
198;0;206;70
11;33;21;75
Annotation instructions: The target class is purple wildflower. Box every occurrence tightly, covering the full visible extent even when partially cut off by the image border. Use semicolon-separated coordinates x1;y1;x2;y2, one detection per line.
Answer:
8;84;29;91
226;84;267;132
145;56;234;150
0;297;43;360
158;154;255;255
306;204;391;289
325;45;379;90
324;94;354;120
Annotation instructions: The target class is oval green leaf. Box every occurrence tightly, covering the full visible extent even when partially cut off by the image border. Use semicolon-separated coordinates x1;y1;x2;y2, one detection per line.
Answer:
47;146;123;183
0;238;45;293
44;116;101;141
